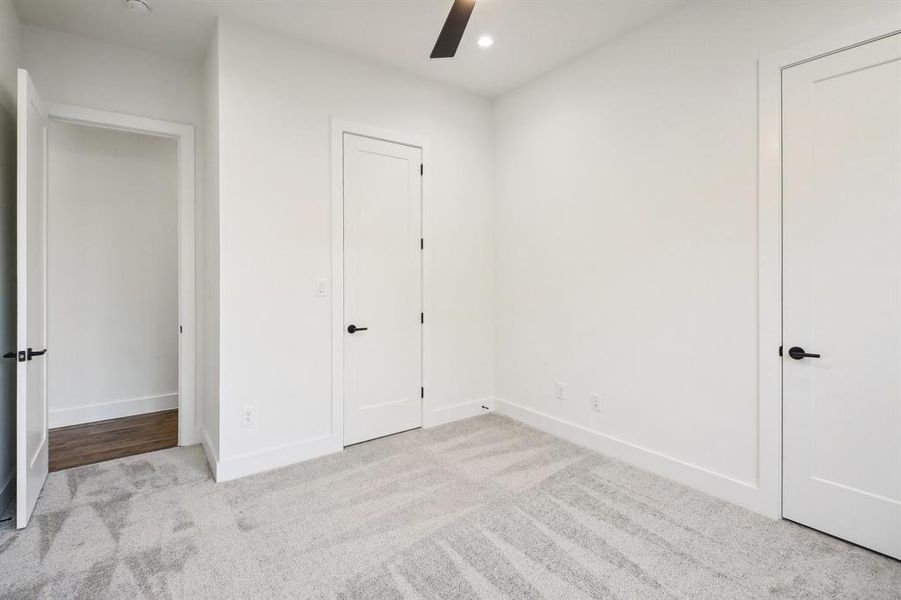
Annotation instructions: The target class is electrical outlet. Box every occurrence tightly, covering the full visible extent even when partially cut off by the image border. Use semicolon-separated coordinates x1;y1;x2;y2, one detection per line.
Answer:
555;382;566;400
241;405;255;427
591;394;602;412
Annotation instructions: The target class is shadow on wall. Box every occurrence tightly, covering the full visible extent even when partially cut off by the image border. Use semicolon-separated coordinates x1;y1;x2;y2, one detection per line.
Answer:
0;100;15;515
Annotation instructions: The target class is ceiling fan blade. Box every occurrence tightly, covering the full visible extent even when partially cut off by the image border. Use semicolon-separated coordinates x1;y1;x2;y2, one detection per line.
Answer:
430;0;476;59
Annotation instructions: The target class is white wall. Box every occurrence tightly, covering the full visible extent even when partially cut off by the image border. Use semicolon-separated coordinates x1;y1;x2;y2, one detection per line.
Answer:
20;26;202;127
493;0;901;515
201;31;220;464
0;0;20;515
20;24;209;440
214;19;494;477
46;121;178;427
0;0;17;111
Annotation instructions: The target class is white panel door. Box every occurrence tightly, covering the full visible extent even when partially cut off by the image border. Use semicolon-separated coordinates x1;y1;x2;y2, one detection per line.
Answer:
343;133;422;446
16;69;49;529
782;34;901;559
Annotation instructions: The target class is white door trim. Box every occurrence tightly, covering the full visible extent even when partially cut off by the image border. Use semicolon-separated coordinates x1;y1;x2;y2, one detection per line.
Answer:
45;102;198;446
757;15;901;518
330;119;429;446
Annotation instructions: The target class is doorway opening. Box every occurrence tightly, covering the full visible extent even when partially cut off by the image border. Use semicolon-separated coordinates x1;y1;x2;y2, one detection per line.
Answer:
15;70;196;528
46;120;180;471
41;105;196;473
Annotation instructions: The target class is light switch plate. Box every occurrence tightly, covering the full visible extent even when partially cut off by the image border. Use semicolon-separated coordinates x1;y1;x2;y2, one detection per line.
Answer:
315;279;328;297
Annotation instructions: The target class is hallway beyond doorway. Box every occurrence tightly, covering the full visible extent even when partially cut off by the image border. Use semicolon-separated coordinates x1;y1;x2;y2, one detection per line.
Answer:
48;410;178;472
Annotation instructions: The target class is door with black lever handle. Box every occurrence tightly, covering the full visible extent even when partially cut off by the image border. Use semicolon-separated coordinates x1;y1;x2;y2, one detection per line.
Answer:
3;348;46;362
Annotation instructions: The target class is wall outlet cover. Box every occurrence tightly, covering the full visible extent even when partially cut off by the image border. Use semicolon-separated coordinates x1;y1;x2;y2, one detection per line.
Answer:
591;394;602;412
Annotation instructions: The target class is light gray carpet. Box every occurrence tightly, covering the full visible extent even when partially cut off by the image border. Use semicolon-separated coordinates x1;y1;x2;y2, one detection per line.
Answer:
0;414;898;599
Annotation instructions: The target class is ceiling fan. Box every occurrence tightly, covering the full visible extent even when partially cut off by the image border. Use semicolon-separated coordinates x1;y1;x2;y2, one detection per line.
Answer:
430;0;477;59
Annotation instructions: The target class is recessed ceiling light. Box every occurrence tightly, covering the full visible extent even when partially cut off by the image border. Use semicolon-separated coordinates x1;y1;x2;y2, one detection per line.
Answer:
477;35;494;49
124;0;152;15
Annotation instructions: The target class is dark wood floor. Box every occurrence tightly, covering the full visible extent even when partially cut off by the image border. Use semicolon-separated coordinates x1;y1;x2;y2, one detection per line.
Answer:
49;409;178;472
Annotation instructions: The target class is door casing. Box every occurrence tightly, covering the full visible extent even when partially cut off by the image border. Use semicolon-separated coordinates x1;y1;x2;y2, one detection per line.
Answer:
330;119;431;447
757;16;901;519
45;103;198;447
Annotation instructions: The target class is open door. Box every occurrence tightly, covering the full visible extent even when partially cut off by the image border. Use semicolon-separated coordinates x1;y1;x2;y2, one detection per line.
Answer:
16;68;49;529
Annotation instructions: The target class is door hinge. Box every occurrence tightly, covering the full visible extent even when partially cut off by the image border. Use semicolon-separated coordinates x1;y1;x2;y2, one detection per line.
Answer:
179;325;183;334
421;387;424;398
420;238;424;250
778;345;783;357
420;312;424;324
420;164;423;176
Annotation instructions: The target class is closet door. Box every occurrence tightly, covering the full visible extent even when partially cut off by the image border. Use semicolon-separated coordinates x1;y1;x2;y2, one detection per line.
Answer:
342;133;422;446
782;34;901;559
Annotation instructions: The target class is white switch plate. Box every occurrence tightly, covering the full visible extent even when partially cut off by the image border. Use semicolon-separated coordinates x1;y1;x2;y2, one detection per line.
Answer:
555;382;566;400
241;405;254;427
315;279;328;297
591;394;602;412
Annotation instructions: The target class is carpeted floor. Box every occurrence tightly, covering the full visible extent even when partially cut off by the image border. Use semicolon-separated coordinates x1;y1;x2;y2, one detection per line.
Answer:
0;414;898;599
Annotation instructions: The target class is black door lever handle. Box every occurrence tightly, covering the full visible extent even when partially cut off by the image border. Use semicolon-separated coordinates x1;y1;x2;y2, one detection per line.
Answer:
2;352;16;359
347;325;368;334
788;346;820;360
26;348;47;360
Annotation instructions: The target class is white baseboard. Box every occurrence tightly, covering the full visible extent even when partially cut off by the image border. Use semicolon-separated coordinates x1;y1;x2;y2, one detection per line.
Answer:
211;396;496;483
495;398;769;516
215;434;342;482
0;470;13;516
49;393;178;428
427;397;494;427
200;427;220;481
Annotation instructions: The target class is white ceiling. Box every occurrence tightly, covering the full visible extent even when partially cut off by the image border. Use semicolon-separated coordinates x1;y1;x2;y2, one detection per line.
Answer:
13;0;684;97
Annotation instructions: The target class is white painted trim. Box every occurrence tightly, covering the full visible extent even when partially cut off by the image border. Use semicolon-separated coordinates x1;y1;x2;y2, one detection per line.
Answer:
215;434;341;482
330;118;430;446
496;398;767;514
428;397;494;428
48;393;178;428
45;104;192;140
200;427;219;481
0;471;13;516
757;17;901;519
44;103;199;447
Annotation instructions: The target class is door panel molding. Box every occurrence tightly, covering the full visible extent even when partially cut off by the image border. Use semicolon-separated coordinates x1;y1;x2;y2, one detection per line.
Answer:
757;16;901;521
330;119;430;447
